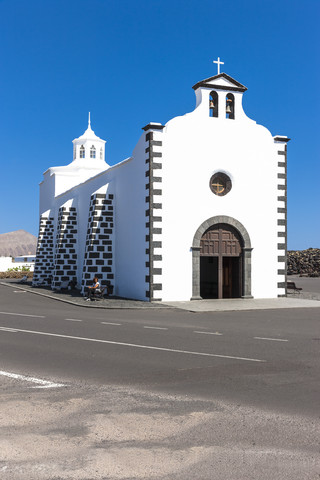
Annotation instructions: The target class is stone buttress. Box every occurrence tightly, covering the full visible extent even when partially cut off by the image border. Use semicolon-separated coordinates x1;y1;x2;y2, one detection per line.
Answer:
81;191;114;293
52;202;78;289
32;212;55;286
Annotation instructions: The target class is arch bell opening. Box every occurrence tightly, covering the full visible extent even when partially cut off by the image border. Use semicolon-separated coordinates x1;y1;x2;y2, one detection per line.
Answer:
191;216;253;300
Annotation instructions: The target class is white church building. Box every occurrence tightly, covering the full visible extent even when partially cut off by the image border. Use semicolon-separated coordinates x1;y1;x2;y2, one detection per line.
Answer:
33;66;289;301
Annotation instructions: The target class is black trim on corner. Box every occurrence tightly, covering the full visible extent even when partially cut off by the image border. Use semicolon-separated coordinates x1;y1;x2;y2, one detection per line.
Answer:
145;129;163;302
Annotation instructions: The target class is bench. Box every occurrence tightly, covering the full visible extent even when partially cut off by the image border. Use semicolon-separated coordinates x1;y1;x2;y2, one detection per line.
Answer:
94;284;114;299
93;286;108;299
287;281;302;293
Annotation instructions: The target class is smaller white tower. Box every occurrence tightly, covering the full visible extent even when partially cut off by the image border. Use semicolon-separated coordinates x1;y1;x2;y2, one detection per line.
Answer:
72;113;107;165
40;115;109;210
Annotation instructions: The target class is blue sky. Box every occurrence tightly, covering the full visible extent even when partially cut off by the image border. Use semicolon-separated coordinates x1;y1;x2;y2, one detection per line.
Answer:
0;0;319;249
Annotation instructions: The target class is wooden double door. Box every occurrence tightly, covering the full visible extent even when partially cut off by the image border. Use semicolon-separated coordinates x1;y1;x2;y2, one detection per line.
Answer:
200;224;242;299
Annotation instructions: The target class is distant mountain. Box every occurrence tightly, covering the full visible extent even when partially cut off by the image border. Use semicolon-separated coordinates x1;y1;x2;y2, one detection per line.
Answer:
0;230;38;257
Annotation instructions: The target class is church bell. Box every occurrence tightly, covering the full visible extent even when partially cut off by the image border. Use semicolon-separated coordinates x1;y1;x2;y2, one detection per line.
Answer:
209;100;214;108
226;99;232;114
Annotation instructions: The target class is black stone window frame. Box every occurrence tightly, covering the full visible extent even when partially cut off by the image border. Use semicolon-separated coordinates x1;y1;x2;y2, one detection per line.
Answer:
209;172;232;196
90;145;96;158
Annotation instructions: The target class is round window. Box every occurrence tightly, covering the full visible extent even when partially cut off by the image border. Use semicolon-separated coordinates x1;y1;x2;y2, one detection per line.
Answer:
209;172;232;196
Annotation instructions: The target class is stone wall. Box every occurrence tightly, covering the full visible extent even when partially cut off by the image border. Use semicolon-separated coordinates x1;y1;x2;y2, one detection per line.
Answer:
287;248;320;277
0;272;33;279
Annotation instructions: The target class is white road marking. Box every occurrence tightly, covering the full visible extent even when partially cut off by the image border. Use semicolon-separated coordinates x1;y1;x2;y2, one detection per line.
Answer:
0;311;45;318
101;322;122;326
0;327;18;332
143;326;168;330
65;318;83;322
0;326;265;363
194;331;223;336
0;370;65;389
254;337;289;342
13;290;27;293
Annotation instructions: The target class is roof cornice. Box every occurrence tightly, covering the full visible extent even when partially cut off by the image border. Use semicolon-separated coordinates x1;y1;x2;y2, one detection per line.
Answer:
142;123;165;131
274;136;291;143
192;73;247;92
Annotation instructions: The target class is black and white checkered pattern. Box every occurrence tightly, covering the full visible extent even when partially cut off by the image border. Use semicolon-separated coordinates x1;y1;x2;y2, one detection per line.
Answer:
32;215;55;286
81;193;114;294
51;206;78;290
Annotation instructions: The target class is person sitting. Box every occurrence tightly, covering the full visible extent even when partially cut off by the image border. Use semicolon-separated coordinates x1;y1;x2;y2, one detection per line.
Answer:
85;277;100;301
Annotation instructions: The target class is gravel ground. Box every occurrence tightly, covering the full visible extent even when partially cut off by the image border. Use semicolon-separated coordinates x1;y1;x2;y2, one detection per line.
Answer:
0;377;319;480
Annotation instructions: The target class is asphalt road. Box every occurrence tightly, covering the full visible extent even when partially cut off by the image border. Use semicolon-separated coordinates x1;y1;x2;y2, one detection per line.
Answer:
0;283;319;479
1;283;319;415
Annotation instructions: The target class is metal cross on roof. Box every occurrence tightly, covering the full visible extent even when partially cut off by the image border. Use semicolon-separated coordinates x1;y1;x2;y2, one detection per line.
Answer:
213;57;224;75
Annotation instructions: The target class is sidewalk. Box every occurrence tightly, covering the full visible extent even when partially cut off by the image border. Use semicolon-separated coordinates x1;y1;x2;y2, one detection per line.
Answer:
165;276;320;312
1;279;320;312
0;280;172;310
163;297;320;312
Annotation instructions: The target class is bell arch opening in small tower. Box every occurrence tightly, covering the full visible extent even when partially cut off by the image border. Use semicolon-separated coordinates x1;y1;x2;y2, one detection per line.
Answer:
90;145;96;159
209;91;218;118
226;93;235;119
80;145;85;158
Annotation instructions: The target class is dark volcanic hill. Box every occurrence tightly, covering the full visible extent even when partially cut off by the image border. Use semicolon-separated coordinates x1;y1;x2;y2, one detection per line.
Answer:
0;230;38;257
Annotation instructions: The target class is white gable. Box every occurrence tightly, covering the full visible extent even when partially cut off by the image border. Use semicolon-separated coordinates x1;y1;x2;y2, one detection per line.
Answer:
210;76;238;87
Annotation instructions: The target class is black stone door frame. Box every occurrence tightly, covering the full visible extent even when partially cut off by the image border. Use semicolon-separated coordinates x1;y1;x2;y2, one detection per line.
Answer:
191;215;253;300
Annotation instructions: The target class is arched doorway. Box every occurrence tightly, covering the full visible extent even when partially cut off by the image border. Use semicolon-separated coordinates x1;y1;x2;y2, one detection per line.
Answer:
191;216;253;300
200;224;242;299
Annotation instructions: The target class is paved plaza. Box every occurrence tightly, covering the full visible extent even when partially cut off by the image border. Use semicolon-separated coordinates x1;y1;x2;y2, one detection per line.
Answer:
1;275;319;312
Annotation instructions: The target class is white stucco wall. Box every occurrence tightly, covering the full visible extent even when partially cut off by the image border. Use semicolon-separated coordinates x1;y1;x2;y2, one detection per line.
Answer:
0;256;34;272
36;74;287;302
51;139;148;300
0;257;14;272
159;85;281;300
112;134;148;300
